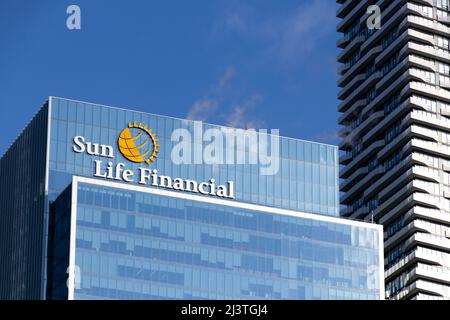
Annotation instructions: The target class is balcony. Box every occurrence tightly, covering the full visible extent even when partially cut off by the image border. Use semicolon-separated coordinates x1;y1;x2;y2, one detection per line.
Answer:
336;0;359;19
363;154;414;200
338;46;382;88
391;279;450;300
337;35;366;63
384;219;447;251
338;99;366;124
405;232;450;254
437;14;450;26
337;0;372;33
375;29;435;66
339;139;385;179
382;164;439;194
341;166;384;204
359;69;427;120
341;166;369;192
349;206;370;220
338;74;366;100
340;110;383;149
378;192;442;224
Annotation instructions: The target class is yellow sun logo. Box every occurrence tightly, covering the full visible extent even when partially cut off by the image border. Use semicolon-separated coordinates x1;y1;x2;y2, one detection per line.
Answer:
118;122;159;165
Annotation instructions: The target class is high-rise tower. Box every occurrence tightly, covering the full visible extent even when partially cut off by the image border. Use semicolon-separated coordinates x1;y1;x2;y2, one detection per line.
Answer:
337;0;450;299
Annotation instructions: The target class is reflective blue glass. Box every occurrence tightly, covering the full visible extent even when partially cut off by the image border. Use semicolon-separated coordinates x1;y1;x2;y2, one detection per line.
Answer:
48;97;339;217
54;181;382;300
1;97;381;300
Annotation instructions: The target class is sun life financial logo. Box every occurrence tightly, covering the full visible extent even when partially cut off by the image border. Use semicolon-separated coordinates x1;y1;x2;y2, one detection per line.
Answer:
71;123;235;199
118;122;159;165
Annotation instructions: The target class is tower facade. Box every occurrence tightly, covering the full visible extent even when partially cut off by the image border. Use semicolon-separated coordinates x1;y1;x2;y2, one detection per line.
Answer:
337;0;450;299
0;97;383;300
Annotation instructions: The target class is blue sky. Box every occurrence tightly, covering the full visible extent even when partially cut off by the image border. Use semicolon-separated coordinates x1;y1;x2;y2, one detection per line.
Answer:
0;0;340;156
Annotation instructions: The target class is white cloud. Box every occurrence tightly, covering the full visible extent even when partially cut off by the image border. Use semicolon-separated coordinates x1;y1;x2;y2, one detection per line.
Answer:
225;94;264;129
275;0;336;63
186;98;218;122
312;131;340;144
186;66;236;121
187;66;265;128
219;0;337;65
216;66;236;92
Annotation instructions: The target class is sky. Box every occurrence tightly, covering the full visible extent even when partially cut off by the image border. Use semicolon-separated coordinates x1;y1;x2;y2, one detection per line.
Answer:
0;0;340;156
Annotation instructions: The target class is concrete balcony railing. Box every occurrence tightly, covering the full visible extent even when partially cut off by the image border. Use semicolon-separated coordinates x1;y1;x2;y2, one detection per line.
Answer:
338;99;366;124
349;205;370;220
338;125;352;138
338;46;382;89
389;263;450;299
340;205;354;217
391;279;450;300
360;1;410;54
341;166;384;204
375;56;433;95
337;62;350;75
408;138;450;161
407;2;433;19
340;110;383;149
359;68;434;121
411;293;446;300
371;179;435;219
337;0;372;33
337;34;365;63
360;99;425;148
340;140;385;179
339;151;353;165
340;166;369;192
338;73;365;100
404;42;450;65
378;172;439;203
362;151;440;201
384;219;447;251
363;154;415;200
437;14;450;26
407;81;450;104
405;232;450;254
338;71;381;114
375;28;434;66
415;263;450;285
375;125;423;162
409;95;439;114
407;205;450;227
386;246;450;281
336;34;350;49
361;100;409;146
336;0;360;19
409;109;450;134
408;15;450;37
378;192;442;224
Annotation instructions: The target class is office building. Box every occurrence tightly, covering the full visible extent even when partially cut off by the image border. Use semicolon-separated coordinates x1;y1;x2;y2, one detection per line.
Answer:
337;0;450;299
0;97;383;299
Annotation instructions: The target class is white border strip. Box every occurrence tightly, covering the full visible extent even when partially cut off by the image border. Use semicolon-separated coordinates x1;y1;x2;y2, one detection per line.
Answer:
41;97;53;299
73;176;382;230
68;178;79;300
379;225;385;300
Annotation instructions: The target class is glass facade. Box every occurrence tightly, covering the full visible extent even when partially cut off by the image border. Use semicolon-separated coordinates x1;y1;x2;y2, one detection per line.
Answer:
0;104;49;299
49;178;382;300
0;96;383;300
48;97;339;216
